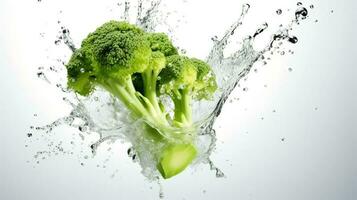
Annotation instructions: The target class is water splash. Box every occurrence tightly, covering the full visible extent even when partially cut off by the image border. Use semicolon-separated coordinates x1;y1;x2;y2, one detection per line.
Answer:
31;0;313;182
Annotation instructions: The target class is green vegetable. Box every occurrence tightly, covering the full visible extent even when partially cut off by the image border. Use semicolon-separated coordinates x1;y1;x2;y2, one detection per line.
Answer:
66;21;217;179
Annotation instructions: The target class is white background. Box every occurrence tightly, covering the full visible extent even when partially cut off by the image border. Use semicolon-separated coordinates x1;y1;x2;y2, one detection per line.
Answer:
0;0;356;199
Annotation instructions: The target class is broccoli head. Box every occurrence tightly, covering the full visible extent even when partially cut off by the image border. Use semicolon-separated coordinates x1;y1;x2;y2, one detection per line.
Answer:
65;21;217;179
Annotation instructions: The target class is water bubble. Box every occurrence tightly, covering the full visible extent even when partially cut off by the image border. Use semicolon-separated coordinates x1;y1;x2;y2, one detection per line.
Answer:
242;87;248;92
295;7;308;21
280;51;285;55
288;36;298;44
288;67;293;72
330;10;334;13
27;133;33;137
78;126;87;132
276;9;282;15
310;5;314;9
297;2;303;6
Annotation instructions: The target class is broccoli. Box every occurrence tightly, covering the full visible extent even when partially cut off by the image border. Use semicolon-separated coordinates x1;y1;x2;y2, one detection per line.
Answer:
66;21;217;179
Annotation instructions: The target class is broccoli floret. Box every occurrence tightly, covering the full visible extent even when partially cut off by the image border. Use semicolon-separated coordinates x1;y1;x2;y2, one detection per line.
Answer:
147;33;178;56
190;58;218;100
158;56;217;126
66;21;217;179
158;55;197;125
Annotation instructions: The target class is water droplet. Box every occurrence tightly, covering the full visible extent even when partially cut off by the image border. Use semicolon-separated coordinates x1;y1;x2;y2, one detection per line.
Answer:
276;9;282;15
80;68;85;73
159;192;164;199
288;36;298;44
211;35;219;42
78;126;87;132
215;169;225;178
253;22;268;38
295;7;308;21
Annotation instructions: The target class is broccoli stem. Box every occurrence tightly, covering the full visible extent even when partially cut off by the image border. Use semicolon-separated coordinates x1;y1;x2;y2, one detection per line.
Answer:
171;87;193;126
142;69;161;112
141;67;171;126
181;87;192;123
102;77;197;180
101;78;148;117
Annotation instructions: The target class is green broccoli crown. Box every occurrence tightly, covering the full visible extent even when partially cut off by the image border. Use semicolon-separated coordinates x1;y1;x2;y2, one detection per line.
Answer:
159;55;197;88
190;58;210;80
147;33;178;56
67;21;154;96
150;51;166;72
82;21;152;79
190;58;218;100
66;48;96;96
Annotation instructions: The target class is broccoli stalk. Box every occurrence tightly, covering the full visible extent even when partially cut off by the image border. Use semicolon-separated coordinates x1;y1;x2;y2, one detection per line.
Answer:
66;21;217;179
